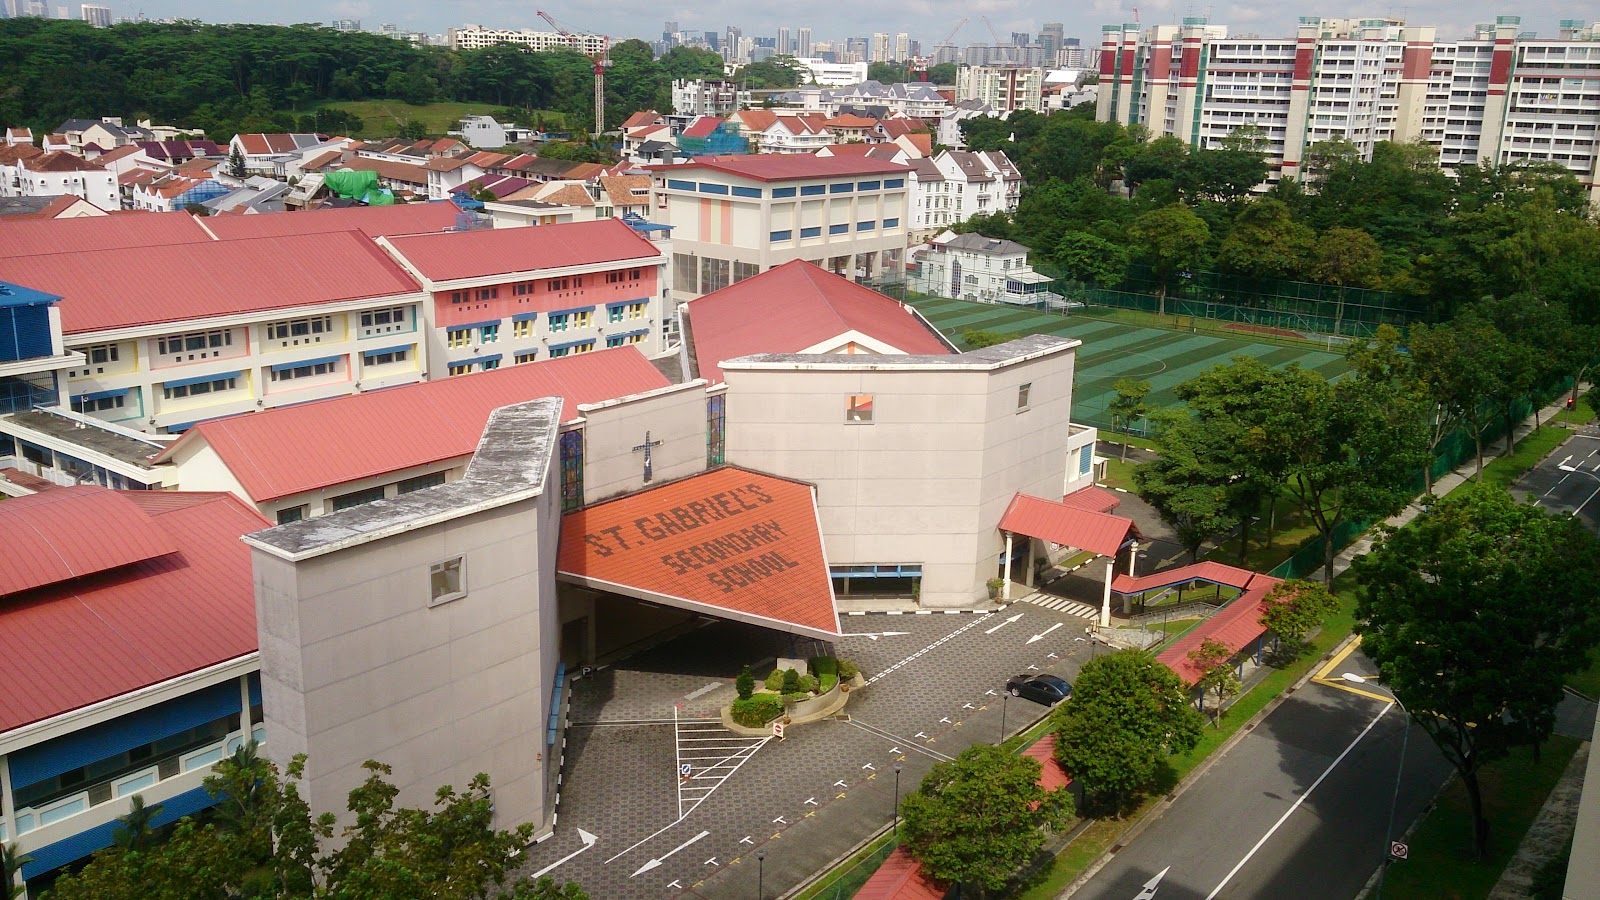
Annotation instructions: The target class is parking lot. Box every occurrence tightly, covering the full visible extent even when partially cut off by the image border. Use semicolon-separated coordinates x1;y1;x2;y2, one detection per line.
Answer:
1513;431;1600;531
514;603;1098;898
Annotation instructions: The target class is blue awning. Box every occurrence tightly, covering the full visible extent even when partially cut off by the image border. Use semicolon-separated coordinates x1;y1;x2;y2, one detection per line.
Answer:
550;339;596;352
512;311;541;323
610;328;650;340
606;298;647;309
475;354;502;365
269;355;342;373
549;305;595;317
163;370;242;389
448;354;502;368
74;387;130;402
448;319;500;332
361;344;412;358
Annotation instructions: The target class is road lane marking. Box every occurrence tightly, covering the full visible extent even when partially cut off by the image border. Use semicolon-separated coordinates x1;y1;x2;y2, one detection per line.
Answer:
1202;703;1394;900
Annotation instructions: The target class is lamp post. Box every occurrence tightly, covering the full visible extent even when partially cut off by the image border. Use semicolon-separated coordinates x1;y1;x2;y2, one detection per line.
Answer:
1000;691;1009;742
755;848;766;899
893;763;903;833
1343;673;1409;900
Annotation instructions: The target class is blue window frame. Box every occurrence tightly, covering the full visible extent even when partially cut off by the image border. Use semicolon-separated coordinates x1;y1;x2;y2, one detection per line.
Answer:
884;178;905;188
883;217;900;228
731;186;761;198
772;187;797;198
829;223;849;234
829;182;853;193
800;226;821;238
800;184;826;196
857;221;875;231
769;230;792;241
857;180;881;191
698;182;729;195
666;179;695;191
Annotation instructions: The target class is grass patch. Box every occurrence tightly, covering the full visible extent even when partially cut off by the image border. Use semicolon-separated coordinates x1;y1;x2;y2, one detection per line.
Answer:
1566;652;1600;700
1101;457;1136;491
308;100;568;138
1383;735;1581;900
1205;497;1319;573
1480;426;1568;492
1549;388;1594;427
1012;574;1362;899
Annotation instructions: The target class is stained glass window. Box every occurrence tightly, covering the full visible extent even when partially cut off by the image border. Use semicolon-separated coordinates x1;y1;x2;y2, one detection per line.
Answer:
706;395;726;466
560;430;584;512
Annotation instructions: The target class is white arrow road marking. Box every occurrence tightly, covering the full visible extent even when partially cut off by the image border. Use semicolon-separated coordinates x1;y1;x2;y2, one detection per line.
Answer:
843;631;913;640
889;747;901;754
963;702;975;709
834;780;848;788
915;732;928;739
1048;652;1060;659
985;689;997;696
939;716;952;724
862;762;876;770
740;836;753;845
1027;622;1065;644
530;828;598;880
668;880;681;889
985;613;1024;634
631;830;710;877
1134;866;1170;899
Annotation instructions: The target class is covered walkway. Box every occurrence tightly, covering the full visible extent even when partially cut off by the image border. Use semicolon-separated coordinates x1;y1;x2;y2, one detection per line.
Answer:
997;491;1141;625
1124;562;1282;685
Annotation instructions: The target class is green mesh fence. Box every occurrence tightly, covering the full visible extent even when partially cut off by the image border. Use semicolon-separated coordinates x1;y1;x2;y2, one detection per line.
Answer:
801;838;899;900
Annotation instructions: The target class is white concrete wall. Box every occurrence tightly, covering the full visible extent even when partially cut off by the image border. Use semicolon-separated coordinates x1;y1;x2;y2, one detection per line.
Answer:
577;382;710;505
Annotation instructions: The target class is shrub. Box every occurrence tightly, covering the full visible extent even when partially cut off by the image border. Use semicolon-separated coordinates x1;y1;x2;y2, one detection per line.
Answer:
810;656;839;692
782;692;811;704
837;659;860;681
765;670;785;691
781;668;801;694
730;695;784;727
797;674;819;694
735;665;755;700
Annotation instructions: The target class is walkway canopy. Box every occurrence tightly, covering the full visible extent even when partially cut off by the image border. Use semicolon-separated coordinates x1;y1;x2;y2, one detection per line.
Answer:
997;493;1139;558
557;466;841;640
1129;563;1282;685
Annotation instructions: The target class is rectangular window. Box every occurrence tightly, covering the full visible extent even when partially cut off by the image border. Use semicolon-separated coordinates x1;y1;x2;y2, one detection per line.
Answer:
270;361;338;382
698;182;729;194
857;180;881;191
546;277;571;292
360;307;407;328
626;302;647;319
666;178;695;191
513;282;534;296
549;314;569;332
480;324;499;343
606;335;625;348
482;358;500;370
673;252;698;294
397;471;447;494
829;224;849;235
857;221;875;231
265;316;334;341
87;344;119;365
71;393;125;413
513;319;534;338
162;376;237;399
363;348;408;366
448;363;471;376
847;394;874;422
447;329;470;348
706;394;726;466
476;287;498;301
157;329;232;356
429;557;466;605
733;261;759;284
884;178;905;188
559;430;584;512
700;257;731;293
449;290;468;304
514;350;538;364
331;485;385;511
1018;383;1031;410
800;226;821;238
772;186;797;198
276;505;307;525
731;185;761;198
883;218;900;228
769;230;792;241
608;305;625;323
829;182;853;194
800;184;826;196
573;311;592;328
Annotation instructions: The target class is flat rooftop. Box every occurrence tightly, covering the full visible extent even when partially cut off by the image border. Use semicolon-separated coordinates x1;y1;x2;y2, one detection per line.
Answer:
2;410;168;470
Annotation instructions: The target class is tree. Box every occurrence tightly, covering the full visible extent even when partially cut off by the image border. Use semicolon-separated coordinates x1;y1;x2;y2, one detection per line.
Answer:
961;328;1010;348
396;118;427;140
1106;379;1149;461
657;46;724;82
1406;315;1505;482
1310;226;1384;336
735;665;755;700
227;143;247;179
732;56;804;89
2;843;30;900
536;140;609;164
1133;415;1239;561
1054;230;1127;287
1216;197;1314;280
1187;639;1239;726
1257;578;1340;652
958;115;1012;152
1354;485;1600;860
899;744;1073;897
1127;205;1209;316
1053;649;1203;815
111;794;164;853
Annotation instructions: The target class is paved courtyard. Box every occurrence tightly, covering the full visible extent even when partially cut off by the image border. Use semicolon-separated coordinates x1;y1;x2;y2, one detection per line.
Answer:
514;604;1099;898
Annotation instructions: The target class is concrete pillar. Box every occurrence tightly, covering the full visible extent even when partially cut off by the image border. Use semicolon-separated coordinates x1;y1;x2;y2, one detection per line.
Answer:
1121;541;1139;614
1023;538;1035;588
239;674;252;738
1002;531;1014;600
1100;557;1114;626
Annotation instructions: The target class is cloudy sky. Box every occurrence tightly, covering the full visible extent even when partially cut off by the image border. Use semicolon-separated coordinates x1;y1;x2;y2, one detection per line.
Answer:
122;0;1581;48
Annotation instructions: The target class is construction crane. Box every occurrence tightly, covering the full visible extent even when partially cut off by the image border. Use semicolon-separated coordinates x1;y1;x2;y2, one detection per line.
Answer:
537;9;610;135
912;17;968;81
981;14;1003;46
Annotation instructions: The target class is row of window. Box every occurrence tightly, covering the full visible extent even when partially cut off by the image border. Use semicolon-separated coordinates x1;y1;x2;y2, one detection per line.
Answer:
444;304;649;347
666;178;907;198
156;329;231;356
769;220;900;242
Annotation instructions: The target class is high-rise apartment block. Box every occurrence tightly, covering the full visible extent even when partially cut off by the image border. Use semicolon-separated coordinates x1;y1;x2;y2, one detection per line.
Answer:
777;25;791;55
798;27;813;58
79;3;110;26
447;24;605;54
1098;15;1600;202
957;65;1046;113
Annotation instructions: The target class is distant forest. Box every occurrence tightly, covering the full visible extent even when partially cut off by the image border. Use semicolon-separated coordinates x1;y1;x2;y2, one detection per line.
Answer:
0;18;732;137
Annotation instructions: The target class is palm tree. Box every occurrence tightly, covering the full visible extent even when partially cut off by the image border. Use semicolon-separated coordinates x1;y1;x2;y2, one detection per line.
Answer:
3;843;33;900
111;794;164;853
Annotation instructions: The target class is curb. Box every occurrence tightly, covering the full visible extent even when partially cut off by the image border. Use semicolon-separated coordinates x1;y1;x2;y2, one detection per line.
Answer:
1057;630;1364;898
844;606;1008;616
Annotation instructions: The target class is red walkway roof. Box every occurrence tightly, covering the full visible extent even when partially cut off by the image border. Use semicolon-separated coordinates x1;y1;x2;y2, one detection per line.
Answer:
1154;572;1283;685
0;489;178;595
0;489;268;733
1060;485;1122;515
998;493;1139;558
685;260;953;383
200;202;464;241
853;847;947;900
384;218;662;283
1112;560;1260;595
557;467;840;639
155;347;669;502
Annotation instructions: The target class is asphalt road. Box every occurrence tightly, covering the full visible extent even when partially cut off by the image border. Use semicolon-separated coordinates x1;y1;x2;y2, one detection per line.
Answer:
1073;650;1454;900
1512;431;1600;532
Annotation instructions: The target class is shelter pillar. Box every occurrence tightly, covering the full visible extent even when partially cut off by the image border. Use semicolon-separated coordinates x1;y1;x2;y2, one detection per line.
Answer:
1002;531;1014;600
1023;539;1035;589
1123;540;1139;614
1100;558;1114;627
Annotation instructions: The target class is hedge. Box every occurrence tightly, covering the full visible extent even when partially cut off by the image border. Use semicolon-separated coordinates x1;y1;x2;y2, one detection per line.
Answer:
731;695;784;727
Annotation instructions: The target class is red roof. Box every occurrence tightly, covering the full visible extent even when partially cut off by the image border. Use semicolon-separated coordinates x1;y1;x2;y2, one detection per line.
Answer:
824;114;880;128
1060;485;1122;515
649;155;912;183
621;111;665;129
1112;560;1259;595
200;202;463;241
1023;733;1074;793
1155;573;1282;685
155;347;669;502
557;467;841;638
685;260;952;383
0;212;209;259
998;493;1139;558
0;489;177;595
852;847;947;900
0;468;59;491
0;488;268;733
3;231;420;334
339;156;428;186
682;116;724;138
384;217;662;283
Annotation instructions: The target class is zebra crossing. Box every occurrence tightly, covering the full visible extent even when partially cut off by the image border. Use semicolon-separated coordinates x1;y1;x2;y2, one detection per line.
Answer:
674;711;769;820
1015;593;1100;619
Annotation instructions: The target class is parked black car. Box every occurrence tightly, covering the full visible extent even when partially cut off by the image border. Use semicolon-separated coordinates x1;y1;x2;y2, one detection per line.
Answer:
1005;673;1073;705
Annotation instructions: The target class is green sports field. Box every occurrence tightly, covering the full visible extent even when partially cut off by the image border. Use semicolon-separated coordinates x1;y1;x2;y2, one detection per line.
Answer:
907;296;1351;430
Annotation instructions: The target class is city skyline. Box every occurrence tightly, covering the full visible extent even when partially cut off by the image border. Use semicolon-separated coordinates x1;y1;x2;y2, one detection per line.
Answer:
6;1;1588;50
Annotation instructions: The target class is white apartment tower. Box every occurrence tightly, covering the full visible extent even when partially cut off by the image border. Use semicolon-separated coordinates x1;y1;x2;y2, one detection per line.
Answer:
79;4;111;26
1098;15;1600;202
798;27;813;58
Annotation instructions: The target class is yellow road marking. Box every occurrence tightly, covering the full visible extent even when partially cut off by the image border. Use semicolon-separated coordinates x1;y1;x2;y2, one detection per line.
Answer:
1314;635;1363;682
1309;637;1396;701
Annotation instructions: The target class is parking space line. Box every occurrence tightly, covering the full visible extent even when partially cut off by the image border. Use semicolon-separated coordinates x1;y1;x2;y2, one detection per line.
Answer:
866;614;994;686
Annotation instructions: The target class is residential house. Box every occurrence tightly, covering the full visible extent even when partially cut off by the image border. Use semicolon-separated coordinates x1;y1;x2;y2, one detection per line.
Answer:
822;114;883;143
39;133;71;154
622;119;675;161
336;157;429;198
135;140;224;165
1;151;119;211
881;118;935;158
53;117;153;153
4;127;33;147
939;99;997;149
596;174;653;220
129;175;231;212
676;117;749;157
648;154;912;298
134;118;207;142
670;80;752;117
85;143;155;177
228;134;331;177
728;111;833;154
454;115;532;150
201;177;291;215
913;230;1064;308
0;195;111;219
825;81;951;119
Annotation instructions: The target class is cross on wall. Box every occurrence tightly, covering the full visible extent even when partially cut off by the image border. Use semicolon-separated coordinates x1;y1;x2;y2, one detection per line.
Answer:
633;430;663;483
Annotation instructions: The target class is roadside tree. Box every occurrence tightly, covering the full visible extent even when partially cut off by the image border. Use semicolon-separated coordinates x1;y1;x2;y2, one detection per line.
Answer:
1187;639;1240;726
1257;579;1341;656
900;744;1073;898
1106;379;1149;461
1355;484;1600;860
1127;205;1210;316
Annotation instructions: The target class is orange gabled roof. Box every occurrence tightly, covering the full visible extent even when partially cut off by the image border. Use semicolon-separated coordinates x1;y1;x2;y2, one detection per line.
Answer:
1111;560;1260;595
558;467;841;639
853;847;947;900
998;493;1139;558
